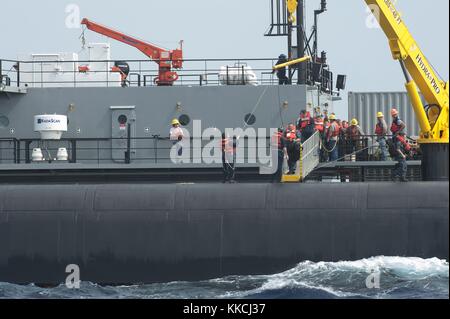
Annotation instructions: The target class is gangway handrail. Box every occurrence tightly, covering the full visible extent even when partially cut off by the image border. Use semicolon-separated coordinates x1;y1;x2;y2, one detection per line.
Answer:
281;130;321;183
301;131;321;180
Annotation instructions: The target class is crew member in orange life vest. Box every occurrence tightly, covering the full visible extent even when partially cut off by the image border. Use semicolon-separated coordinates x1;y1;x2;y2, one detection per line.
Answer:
297;110;314;142
314;116;324;133
390;108;406;140
221;133;237;183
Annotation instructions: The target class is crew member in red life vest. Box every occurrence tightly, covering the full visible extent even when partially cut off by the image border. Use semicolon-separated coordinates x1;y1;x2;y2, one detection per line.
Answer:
326;114;340;162
390;108;406;140
271;127;286;182
221;133;237;183
297;110;314;142
390;108;411;152
390;108;408;182
285;124;301;174
375;112;389;161
296;110;307;131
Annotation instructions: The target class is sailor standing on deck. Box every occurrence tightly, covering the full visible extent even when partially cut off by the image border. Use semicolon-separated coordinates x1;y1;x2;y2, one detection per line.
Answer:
271;127;286;182
326;114;340;162
375;112;389;161
390;109;408;182
221;133;237;183
347;119;365;160
285;124;301;174
273;54;290;85
170;119;184;162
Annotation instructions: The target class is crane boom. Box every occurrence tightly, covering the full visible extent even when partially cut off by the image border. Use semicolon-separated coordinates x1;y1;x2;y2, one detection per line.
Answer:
81;18;183;86
365;0;449;144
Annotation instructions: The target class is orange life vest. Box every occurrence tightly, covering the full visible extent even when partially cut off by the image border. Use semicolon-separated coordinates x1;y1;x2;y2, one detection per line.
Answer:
329;122;340;138
286;130;297;141
314;118;324;132
391;117;404;135
299;112;312;130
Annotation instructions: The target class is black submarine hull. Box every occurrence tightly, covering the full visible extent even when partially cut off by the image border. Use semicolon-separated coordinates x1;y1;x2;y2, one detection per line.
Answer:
0;182;448;285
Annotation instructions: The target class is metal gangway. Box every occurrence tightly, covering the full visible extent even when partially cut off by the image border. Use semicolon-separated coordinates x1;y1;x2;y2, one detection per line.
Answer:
282;131;321;183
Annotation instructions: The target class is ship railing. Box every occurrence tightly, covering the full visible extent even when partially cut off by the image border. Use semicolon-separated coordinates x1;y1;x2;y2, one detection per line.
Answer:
0;138;21;164
2;136;279;166
0;134;421;166
0;57;334;91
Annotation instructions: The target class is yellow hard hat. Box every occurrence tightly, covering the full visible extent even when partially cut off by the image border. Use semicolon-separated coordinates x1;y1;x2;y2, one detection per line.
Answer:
171;118;180;126
377;112;384;118
329;114;336;120
351;119;358;126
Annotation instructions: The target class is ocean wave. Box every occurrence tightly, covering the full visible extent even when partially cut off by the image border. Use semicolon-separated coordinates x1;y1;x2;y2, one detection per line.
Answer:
0;256;448;299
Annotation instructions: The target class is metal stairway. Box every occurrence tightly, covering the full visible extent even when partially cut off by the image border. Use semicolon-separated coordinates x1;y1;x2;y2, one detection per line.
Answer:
282;131;321;183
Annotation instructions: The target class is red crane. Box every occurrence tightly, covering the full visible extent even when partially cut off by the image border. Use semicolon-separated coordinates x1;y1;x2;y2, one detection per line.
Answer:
81;18;183;86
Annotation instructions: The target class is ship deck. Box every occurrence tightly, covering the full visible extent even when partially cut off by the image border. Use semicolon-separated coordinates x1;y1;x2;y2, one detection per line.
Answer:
0;161;423;184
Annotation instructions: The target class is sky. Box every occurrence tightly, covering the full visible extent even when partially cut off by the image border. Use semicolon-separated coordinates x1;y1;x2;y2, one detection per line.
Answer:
0;0;448;118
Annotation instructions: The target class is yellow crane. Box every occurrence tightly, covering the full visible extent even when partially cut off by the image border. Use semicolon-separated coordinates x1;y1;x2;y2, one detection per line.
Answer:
365;0;449;180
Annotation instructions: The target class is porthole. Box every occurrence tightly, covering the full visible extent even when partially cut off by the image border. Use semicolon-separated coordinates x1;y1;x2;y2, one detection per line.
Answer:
244;113;256;126
179;114;191;126
0;115;9;128
118;114;128;125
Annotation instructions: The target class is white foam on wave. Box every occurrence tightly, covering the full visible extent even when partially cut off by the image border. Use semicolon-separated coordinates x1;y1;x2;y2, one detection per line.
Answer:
218;256;449;299
295;256;449;280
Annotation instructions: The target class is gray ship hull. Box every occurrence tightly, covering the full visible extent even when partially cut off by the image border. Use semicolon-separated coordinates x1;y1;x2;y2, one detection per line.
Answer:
0;182;447;285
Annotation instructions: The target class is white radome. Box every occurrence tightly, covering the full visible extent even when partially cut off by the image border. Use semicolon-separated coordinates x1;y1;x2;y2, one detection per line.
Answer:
34;114;68;140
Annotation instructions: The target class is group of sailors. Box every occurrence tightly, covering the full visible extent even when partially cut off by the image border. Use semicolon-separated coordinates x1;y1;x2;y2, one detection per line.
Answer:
169;106;411;183
272;107;411;182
